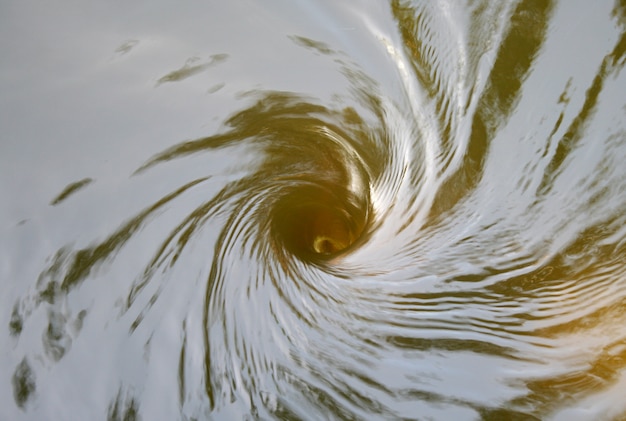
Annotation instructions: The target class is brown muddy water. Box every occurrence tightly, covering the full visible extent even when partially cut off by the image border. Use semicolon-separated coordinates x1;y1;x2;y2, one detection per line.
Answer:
1;1;626;420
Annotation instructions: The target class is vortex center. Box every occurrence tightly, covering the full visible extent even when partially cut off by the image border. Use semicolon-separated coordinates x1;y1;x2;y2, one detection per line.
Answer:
308;206;352;255
273;188;366;260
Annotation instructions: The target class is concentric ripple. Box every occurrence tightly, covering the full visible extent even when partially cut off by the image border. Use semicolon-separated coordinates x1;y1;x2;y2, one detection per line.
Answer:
4;1;626;420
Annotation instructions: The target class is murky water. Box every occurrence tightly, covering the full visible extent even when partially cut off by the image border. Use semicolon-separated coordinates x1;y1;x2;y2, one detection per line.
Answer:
2;0;626;419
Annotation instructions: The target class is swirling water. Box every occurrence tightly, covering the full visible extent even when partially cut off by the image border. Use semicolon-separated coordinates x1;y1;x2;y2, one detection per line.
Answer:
1;0;626;419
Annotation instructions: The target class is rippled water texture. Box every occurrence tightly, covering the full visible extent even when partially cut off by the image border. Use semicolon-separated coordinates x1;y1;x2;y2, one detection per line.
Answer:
2;0;626;419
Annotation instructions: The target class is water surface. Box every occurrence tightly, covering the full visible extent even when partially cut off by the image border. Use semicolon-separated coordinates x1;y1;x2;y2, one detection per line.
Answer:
1;0;626;419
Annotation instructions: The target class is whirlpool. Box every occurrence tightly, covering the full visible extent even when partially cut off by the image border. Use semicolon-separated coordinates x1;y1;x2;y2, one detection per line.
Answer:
1;1;626;419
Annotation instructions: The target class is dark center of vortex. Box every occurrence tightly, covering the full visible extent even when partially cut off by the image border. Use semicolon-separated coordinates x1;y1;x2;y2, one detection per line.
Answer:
273;186;367;259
